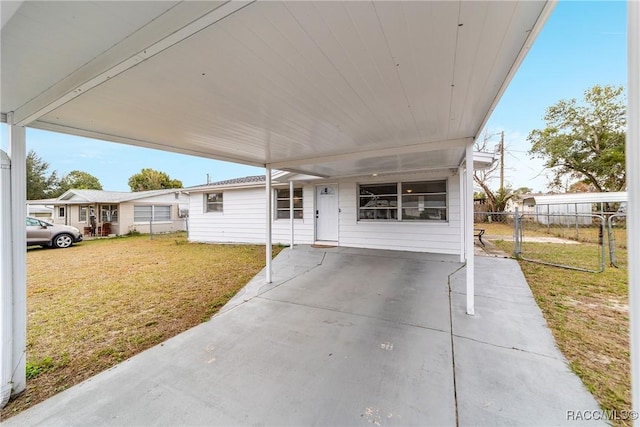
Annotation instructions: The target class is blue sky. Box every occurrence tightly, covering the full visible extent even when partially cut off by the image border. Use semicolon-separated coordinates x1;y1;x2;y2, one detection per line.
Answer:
0;1;627;193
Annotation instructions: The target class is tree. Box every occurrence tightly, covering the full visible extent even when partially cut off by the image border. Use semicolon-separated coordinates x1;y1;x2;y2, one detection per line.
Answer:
568;181;596;193
513;187;533;195
528;84;626;192
26;150;59;199
473;131;514;212
128;168;183;191
55;170;103;196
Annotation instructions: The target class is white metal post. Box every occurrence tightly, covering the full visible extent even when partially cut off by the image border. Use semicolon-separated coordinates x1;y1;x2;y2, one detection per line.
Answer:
627;0;639;419
265;167;272;284
0;149;13;408
465;143;475;315
289;180;294;249
459;166;465;263
8;117;27;397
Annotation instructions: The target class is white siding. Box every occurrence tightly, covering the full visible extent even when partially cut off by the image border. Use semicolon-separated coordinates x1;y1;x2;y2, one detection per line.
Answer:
127;195;189;235
189;186;315;245
335;172;461;255
189;171;462;255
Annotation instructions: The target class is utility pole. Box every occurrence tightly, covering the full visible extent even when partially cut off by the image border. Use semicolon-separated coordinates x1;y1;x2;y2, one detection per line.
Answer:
499;131;505;191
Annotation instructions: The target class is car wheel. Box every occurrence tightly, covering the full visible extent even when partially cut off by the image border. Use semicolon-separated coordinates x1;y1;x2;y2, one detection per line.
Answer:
53;234;73;248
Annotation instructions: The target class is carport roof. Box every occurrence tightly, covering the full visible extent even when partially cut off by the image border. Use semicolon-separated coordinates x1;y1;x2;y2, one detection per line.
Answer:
1;1;554;178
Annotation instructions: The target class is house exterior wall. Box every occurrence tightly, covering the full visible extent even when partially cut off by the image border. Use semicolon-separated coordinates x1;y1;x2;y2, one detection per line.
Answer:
50;193;188;236
124;201;188;235
189;186;315;245
51;204;119;234
188;171;461;255
335;172;461;254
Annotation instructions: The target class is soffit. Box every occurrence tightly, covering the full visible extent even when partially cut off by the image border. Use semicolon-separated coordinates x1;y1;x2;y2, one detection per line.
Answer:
1;1;553;178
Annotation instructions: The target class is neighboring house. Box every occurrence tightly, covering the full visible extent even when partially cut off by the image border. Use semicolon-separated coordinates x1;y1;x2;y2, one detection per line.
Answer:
518;192;628;225
40;189;189;236
188;164;490;255
26;201;54;220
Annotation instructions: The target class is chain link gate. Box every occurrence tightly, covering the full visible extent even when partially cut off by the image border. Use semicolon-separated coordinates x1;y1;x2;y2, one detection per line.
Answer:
607;213;627;268
513;208;606;273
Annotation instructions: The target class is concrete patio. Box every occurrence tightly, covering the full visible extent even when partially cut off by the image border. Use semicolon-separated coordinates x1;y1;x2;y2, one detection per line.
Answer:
2;246;602;426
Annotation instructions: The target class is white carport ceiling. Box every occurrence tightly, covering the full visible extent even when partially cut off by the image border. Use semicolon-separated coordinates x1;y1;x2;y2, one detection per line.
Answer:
1;1;554;178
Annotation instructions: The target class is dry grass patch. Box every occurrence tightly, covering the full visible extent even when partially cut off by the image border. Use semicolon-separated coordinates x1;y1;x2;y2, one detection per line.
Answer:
1;233;282;419
493;240;630;426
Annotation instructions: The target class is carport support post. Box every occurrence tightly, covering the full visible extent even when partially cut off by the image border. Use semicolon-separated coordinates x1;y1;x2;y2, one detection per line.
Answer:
459;165;465;263
0;150;13;408
465;143;475;315
627;0;640;419
1;117;27;404
265;166;272;284
289;180;294;249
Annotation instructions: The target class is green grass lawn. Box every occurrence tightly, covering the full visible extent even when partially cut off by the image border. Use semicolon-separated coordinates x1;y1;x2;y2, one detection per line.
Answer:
1;233;282;420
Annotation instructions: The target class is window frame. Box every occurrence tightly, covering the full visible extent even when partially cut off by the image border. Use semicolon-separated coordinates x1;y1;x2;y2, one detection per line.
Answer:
400;180;448;221
357;179;448;222
275;187;304;220
79;205;87;222
57;206;65;218
134;205;172;223
358;183;399;221
205;192;223;213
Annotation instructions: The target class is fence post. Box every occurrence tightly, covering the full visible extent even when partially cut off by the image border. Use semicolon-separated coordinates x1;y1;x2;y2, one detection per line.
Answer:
608;215;616;267
514;207;521;258
599;215;606;272
575;203;579;240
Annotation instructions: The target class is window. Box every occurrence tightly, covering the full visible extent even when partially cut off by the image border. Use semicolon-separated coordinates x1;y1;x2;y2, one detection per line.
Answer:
101;205;118;223
134;205;171;222
58;206;65;218
358;180;447;221
358;183;398;220
276;188;303;219
205;193;223;212
79;206;87;222
26;217;41;226
401;180;447;221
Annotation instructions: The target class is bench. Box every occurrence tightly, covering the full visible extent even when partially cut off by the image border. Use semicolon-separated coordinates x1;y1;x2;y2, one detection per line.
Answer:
474;228;485;247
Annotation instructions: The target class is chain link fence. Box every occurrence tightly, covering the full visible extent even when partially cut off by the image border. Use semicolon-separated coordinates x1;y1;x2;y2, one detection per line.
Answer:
474;210;624;273
128;219;188;238
607;213;627;268
515;212;606;273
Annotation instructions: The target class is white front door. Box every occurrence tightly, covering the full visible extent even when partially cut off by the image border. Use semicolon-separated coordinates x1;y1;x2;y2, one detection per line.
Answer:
315;184;339;241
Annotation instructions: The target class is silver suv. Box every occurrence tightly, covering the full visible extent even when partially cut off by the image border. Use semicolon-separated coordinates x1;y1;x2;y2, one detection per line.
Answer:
26;217;83;248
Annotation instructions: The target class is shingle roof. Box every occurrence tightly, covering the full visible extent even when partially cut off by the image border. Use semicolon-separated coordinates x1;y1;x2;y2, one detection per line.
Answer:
207;175;265;186
57;188;183;204
185;175;266;191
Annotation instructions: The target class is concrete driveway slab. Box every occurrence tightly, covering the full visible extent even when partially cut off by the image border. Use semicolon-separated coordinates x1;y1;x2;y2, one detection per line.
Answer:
262;251;455;332
454;337;603;426
2;246;604;426
450;256;536;301
449;291;561;358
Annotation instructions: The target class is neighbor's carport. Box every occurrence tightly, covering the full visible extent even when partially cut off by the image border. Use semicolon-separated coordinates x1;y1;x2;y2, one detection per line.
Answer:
1;0;639;417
